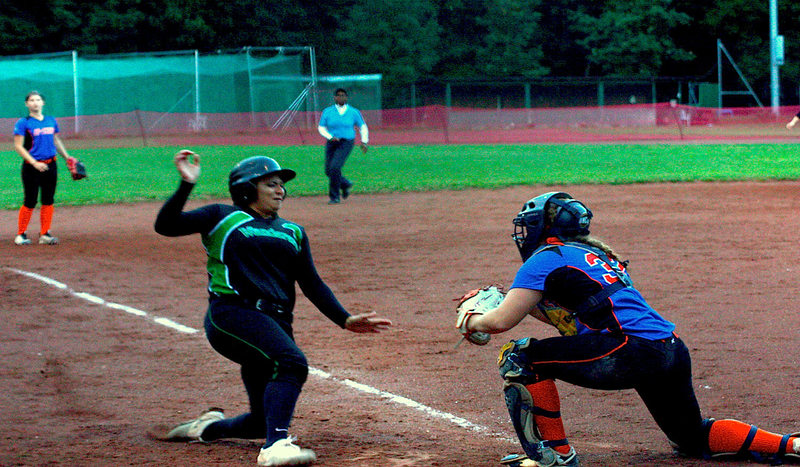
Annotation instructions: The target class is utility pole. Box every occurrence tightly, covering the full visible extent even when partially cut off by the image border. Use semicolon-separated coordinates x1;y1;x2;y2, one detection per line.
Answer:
770;0;783;115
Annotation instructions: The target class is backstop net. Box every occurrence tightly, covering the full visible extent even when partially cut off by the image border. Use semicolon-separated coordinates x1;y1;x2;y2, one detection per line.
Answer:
0;48;793;146
0;47;319;137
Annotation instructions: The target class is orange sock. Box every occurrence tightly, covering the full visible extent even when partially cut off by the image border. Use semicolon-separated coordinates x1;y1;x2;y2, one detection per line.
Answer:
17;206;33;235
40;204;53;235
526;379;572;455
708;419;798;456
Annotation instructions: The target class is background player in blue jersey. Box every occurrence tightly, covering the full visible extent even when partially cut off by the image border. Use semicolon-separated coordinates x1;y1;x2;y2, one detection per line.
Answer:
12;91;75;245
317;88;368;204
459;192;799;466
155;150;391;466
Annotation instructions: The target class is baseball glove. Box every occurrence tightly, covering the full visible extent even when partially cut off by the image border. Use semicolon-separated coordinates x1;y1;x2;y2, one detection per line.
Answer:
455;285;505;346
536;299;577;336
66;156;86;180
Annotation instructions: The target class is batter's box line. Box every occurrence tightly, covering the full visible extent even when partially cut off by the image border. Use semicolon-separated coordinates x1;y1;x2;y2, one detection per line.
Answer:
6;267;517;445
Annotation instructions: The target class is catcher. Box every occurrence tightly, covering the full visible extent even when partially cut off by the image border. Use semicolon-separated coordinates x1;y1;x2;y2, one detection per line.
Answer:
455;191;799;466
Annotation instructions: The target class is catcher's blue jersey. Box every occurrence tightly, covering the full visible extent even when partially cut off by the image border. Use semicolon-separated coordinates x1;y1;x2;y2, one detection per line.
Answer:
511;239;675;340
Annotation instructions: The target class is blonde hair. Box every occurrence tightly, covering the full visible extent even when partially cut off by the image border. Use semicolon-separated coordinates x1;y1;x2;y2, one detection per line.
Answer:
572;235;622;261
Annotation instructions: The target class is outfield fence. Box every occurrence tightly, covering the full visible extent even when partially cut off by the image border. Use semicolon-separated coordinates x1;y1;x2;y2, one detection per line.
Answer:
2;103;798;148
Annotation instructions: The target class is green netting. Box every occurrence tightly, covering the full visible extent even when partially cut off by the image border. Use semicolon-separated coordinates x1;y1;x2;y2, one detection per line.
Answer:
0;48;309;118
0;52;76;118
313;75;383;111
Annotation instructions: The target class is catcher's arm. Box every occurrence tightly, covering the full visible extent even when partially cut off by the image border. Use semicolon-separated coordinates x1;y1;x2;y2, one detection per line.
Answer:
468;288;543;334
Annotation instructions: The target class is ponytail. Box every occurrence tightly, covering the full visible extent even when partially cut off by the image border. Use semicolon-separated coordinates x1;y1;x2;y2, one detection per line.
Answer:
573;235;623;262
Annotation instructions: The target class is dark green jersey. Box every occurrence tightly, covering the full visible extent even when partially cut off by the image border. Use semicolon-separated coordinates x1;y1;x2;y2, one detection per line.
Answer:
155;180;350;327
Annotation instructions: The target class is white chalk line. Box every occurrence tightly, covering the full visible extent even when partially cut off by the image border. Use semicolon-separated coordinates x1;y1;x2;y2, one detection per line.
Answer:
6;267;516;444
9;268;197;334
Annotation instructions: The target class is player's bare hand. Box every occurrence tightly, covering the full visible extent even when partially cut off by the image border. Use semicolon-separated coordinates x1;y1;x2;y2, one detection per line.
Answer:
359;143;368;154
33;161;49;172
345;311;392;333
174;149;200;183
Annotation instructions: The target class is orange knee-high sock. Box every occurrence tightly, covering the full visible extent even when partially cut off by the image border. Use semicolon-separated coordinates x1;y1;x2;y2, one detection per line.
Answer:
708;419;798;456
17;206;34;235
40;204;53;235
526;379;572;455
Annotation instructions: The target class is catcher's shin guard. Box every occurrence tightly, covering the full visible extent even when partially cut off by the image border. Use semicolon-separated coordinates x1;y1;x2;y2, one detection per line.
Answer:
504;382;570;466
700;418;800;464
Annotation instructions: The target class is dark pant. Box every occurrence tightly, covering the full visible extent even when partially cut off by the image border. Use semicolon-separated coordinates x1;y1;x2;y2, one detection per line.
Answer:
324;138;354;201
520;333;706;455
201;298;308;446
21;160;57;208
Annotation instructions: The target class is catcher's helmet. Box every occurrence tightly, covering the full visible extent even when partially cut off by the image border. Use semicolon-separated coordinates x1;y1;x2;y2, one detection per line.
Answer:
229;156;296;206
512;192;592;261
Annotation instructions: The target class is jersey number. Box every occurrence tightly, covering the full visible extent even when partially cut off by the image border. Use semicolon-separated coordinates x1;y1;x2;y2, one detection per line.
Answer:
584;252;624;284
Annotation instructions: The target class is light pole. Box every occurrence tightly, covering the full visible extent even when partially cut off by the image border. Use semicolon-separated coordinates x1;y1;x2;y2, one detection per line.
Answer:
770;0;783;115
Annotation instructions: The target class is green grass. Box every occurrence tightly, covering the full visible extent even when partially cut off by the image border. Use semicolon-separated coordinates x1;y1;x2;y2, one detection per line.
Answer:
2;143;799;209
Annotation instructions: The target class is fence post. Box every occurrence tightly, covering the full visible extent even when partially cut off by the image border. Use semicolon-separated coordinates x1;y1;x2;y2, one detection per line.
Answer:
411;83;416;125
524;83;531;108
651;78;656;104
72;50;79;134
598;81;604;107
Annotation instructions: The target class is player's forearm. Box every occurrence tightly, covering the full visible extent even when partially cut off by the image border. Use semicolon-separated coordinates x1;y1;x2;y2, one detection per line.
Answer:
54;136;70;158
471;288;541;333
318;126;333;140
470;309;515;334
14;145;37;164
13;136;37;164
154;180;196;236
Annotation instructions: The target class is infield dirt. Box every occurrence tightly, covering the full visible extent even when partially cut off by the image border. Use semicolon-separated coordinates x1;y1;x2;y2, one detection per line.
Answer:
1;181;797;466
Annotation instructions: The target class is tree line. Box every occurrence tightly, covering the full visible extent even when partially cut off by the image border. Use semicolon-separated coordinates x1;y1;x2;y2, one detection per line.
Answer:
3;0;800;107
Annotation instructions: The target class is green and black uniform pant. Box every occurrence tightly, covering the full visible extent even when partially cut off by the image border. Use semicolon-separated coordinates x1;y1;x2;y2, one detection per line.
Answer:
200;296;308;448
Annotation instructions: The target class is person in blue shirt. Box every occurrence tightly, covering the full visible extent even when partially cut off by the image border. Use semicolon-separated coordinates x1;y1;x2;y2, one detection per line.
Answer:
458;192;799;467
12;91;75;245
317;88;369;204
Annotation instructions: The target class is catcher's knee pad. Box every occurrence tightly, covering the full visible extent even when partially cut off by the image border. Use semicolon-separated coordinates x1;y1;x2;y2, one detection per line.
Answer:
498;338;537;383
503;382;568;465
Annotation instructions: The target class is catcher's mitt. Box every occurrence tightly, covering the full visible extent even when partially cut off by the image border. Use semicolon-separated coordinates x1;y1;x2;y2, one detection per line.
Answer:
66;156;86;180
455;285;505;346
536;299;577;336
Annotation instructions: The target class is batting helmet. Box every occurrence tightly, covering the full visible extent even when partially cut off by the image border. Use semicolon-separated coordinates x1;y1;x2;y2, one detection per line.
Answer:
512;192;592;261
229;156;296;206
